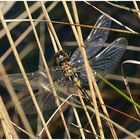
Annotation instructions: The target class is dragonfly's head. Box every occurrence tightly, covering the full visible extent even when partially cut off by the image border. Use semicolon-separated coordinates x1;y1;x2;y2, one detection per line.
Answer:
54;50;69;65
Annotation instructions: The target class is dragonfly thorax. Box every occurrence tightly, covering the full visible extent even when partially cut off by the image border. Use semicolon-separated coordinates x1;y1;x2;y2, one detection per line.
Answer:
55;50;76;78
61;61;76;78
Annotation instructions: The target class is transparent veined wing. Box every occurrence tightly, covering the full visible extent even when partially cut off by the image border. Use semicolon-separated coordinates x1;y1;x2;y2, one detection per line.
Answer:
18;91;55;114
17;80;76;114
0;71;47;92
0;67;63;92
0;66;77;114
70;15;111;67
76;37;128;84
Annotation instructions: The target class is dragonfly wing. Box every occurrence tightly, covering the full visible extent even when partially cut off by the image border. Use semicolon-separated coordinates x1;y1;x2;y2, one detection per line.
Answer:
0;67;63;92
18;80;76;114
70;15;111;67
15;68;76;114
18;88;69;114
0;71;42;91
17;91;55;114
77;37;128;83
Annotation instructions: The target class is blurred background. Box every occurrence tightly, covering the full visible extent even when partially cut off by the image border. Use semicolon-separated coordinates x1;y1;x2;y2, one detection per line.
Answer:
0;1;140;138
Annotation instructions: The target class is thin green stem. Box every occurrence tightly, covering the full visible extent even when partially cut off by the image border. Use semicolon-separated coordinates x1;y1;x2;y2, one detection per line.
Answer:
96;73;140;109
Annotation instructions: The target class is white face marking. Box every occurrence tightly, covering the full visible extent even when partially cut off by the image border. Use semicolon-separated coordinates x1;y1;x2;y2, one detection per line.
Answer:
59;54;64;60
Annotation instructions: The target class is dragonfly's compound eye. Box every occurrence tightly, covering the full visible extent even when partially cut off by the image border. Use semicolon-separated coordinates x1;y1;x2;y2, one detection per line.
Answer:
54;50;69;65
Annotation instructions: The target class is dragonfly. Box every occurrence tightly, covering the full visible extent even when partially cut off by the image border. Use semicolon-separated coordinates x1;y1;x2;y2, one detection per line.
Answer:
0;15;128;114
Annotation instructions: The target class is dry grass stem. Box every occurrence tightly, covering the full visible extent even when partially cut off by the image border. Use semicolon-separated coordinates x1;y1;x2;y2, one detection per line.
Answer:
90;69;118;138
40;2;71;138
0;1;58;63
71;1;98;138
64;41;140;52
38;94;76;138
106;74;140;84
24;1;60;138
40;1;62;52
3;18;139;35
72;106;86;138
62;1;105;138
48;28;59;53
10;121;36;139
106;1;140;14
70;122;101;138
1;4;52;137
0;59;33;136
0;1;139;138
121;60;140;116
84;1;138;34
125;129;140;139
87;106;140;139
71;1;84;43
0;2;45;39
0;96;18;138
133;1;140;19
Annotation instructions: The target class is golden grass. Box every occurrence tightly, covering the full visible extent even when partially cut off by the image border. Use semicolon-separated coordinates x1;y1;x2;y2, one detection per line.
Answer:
0;1;139;139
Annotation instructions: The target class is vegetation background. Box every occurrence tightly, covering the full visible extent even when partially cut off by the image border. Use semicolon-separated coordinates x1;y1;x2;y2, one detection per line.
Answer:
0;1;140;139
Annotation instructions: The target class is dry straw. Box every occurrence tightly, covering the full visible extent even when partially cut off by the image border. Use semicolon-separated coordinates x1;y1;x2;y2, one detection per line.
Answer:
0;1;139;138
0;96;18;138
